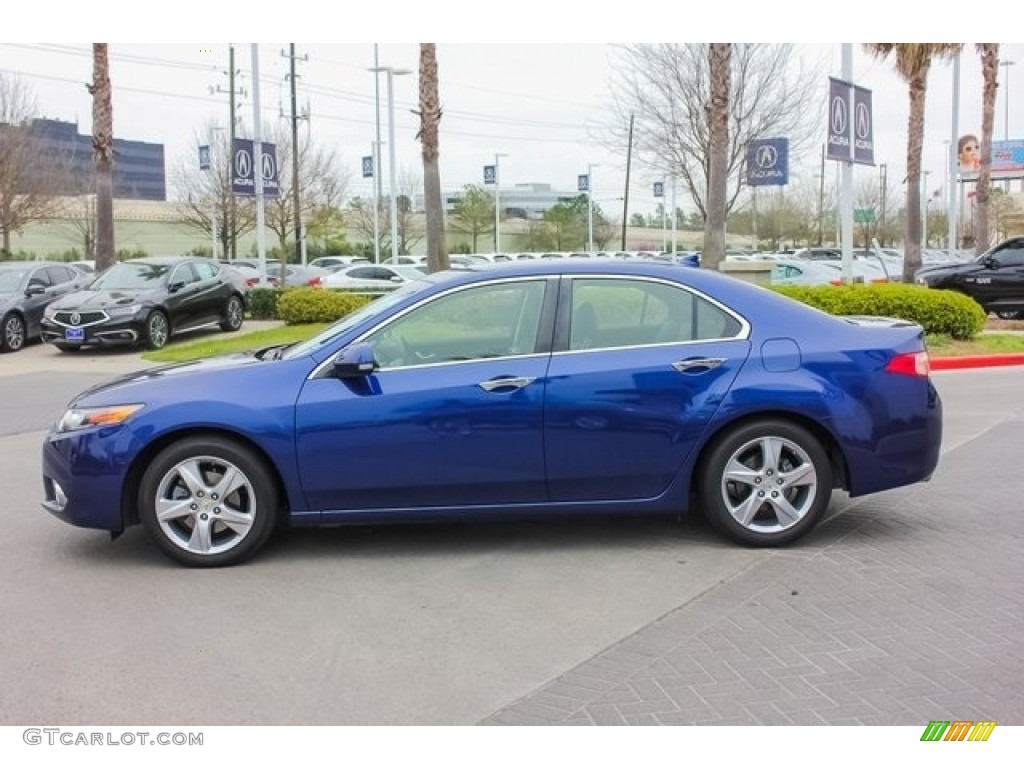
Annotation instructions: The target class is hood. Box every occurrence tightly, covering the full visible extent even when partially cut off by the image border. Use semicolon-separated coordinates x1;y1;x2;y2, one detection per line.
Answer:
70;350;263;405
50;289;159;310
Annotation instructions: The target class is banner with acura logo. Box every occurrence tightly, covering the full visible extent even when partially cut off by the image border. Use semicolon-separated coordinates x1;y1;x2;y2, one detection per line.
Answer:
746;138;789;186
827;77;874;165
231;138;280;197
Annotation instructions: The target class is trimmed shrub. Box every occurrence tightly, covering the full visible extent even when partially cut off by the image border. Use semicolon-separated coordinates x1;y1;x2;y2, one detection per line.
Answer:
246;288;282;320
772;283;987;340
276;287;372;324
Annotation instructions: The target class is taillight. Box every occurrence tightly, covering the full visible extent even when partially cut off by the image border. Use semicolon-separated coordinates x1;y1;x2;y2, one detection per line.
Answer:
885;351;930;376
308;277;322;286
245;277;258;287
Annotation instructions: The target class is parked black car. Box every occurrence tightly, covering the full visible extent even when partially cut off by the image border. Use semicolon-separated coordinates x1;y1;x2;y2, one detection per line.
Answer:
0;261;90;353
915;237;1024;318
41;256;246;351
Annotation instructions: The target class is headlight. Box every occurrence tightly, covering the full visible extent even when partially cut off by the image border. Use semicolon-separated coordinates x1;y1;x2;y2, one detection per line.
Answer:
44;306;58;319
57;404;144;433
915;276;929;285
106;304;141;317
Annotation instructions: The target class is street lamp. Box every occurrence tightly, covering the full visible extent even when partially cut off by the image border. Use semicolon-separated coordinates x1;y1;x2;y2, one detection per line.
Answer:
586;163;600;252
494;152;508;253
370;64;411;264
1000;59;1015;141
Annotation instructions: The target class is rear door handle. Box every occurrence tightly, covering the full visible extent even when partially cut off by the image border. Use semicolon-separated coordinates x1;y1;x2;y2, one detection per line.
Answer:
478;376;536;392
672;357;725;374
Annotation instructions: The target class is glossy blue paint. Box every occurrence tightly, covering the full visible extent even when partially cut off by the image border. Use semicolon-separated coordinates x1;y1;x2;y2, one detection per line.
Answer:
41;260;943;550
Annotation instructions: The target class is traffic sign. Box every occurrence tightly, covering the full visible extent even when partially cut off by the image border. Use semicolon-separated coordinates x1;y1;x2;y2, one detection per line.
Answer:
854;207;875;223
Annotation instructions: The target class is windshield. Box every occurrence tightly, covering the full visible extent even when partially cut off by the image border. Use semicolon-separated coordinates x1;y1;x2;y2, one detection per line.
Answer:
0;269;27;293
281;278;435;360
90;262;171;290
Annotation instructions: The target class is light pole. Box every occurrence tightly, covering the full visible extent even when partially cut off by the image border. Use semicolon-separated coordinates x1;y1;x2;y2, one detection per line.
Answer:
494;152;508;253
370;64;410;264
1000;59;1015;141
586;163;599;252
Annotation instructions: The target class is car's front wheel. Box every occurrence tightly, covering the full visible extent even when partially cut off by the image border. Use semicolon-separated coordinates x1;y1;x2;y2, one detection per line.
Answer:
1;313;26;352
995;310;1023;320
699;420;833;547
219;295;244;332
144;310;169;350
138;436;279;567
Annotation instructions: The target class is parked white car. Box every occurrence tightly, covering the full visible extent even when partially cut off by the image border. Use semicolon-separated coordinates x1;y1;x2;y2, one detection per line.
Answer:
321;264;426;291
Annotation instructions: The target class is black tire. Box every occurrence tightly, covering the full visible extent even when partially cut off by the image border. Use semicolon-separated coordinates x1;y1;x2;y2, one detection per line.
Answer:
219;294;244;332
143;310;170;350
995;310;1023;320
699;419;832;547
1;313;26;353
138;436;279;567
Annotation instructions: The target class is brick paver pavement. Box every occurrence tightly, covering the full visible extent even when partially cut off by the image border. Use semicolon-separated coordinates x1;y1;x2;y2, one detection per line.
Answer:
483;417;1024;725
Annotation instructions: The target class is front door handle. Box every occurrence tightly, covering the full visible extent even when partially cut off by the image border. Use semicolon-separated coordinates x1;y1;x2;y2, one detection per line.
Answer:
672;357;725;374
478;376;536;392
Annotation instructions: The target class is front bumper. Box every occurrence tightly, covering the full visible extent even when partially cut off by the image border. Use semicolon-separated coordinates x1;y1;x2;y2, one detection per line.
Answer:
41;314;147;348
41;424;138;532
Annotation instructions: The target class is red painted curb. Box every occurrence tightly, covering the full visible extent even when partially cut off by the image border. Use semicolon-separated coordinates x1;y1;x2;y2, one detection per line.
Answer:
930;353;1024;370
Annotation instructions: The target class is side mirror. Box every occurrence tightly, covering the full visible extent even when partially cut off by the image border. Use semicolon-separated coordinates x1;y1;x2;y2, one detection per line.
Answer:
332;341;377;379
25;284;46;296
168;280;186;293
983;255;1000;269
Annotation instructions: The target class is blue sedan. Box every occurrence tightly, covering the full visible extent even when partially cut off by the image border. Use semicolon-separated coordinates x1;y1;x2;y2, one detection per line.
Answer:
41;260;942;567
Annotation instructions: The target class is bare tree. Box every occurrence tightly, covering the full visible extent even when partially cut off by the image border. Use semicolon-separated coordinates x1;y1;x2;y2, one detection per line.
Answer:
89;44;115;270
417;43;449;273
703;44;731;270
0;74;72;255
346;168;423;258
974;43;999;254
261;123;350;267
171;125;256;258
603;44;821;224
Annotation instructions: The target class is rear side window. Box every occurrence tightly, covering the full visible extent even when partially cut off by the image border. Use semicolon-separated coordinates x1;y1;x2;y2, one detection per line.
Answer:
568;278;742;351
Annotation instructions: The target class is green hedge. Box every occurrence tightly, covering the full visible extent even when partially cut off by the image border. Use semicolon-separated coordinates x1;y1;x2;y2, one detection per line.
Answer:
276;287;372;324
772;284;987;340
246;288;282;320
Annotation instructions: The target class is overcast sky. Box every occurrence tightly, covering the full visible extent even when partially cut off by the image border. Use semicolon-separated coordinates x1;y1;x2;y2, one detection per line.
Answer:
5;5;1020;217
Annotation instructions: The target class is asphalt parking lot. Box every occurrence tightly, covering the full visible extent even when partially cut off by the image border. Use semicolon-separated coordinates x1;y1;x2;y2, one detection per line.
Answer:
0;341;1021;726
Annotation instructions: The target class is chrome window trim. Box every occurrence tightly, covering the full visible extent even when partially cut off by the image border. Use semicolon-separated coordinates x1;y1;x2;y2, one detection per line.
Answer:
558;273;751;355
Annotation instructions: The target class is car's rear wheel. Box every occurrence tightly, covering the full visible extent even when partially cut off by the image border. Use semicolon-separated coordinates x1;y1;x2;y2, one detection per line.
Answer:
219;295;244;332
1;313;26;352
138;436;278;567
699;420;832;547
144;310;169;350
995;310;1023;320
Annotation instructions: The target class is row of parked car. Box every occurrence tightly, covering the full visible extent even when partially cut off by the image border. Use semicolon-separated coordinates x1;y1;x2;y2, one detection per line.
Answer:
1;257;247;353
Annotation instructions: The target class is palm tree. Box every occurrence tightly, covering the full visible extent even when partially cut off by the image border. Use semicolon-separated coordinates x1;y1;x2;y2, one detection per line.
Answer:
974;44;999;255
864;44;962;282
417;43;448;273
89;44;115;271
703;43;731;271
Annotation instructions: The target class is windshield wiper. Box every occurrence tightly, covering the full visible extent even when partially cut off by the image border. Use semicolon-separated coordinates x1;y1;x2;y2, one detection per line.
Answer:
255;343;292;361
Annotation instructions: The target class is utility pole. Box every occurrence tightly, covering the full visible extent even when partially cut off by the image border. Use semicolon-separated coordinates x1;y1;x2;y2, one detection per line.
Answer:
215;45;246;261
621;113;634;250
283;44;308;266
817;145;825;246
879;163;887;247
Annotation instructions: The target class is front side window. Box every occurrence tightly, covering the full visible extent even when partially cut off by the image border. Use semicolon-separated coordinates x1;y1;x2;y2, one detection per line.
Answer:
365;280;548;368
568;278;742;351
